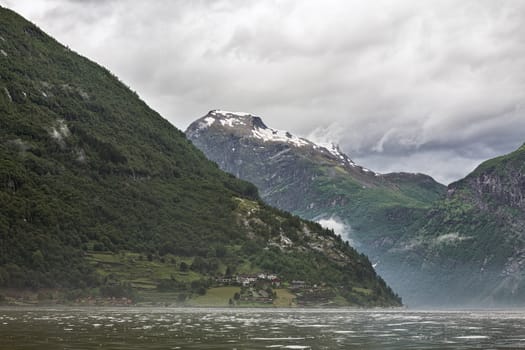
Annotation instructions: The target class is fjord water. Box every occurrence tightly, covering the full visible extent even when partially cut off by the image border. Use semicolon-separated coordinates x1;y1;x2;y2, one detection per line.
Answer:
1;308;525;349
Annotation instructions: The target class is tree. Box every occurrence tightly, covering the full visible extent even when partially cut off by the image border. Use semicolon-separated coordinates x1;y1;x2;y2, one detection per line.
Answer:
31;250;44;270
0;266;8;286
215;245;227;258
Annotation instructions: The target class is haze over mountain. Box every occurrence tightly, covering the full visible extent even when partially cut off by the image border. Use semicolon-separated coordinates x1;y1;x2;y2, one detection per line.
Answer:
0;7;401;306
3;0;525;184
390;142;525;306
187;110;525;306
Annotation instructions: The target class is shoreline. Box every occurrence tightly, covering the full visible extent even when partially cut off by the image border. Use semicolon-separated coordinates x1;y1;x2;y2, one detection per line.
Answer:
0;286;400;309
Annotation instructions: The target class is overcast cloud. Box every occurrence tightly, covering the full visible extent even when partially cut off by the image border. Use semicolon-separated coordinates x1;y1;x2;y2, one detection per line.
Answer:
2;0;524;184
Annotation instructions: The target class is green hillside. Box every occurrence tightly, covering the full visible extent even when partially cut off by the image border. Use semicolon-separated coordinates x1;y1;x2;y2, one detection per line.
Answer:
0;7;400;306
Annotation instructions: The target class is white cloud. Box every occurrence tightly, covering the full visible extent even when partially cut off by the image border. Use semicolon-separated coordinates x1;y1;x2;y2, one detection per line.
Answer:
317;216;357;246
3;0;525;184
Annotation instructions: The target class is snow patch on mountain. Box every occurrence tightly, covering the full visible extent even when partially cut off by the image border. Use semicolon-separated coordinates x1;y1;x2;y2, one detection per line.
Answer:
211;109;253;117
195;116;216;130
313;142;358;166
314;142;344;158
220;117;246;127
251;126;310;148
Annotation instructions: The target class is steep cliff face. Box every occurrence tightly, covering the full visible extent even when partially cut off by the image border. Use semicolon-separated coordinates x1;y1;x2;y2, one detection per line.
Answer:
384;143;525;306
450;143;525;212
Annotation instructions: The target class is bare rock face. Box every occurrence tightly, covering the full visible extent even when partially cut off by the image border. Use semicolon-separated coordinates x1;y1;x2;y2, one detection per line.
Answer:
444;144;525;224
459;170;525;212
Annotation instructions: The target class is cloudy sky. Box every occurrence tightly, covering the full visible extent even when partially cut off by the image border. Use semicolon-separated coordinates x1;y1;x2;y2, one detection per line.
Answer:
3;0;524;184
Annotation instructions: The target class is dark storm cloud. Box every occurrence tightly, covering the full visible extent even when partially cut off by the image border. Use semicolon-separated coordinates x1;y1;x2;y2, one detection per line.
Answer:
2;0;525;184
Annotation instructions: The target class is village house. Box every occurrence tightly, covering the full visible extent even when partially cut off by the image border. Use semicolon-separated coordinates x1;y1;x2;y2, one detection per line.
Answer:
291;280;306;289
237;274;258;287
217;273;281;287
217;277;232;284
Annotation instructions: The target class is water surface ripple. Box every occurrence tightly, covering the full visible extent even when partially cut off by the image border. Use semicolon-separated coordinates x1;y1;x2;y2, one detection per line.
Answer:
1;307;525;349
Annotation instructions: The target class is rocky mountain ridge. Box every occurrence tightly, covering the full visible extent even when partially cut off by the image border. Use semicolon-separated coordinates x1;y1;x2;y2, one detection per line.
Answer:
188;109;383;175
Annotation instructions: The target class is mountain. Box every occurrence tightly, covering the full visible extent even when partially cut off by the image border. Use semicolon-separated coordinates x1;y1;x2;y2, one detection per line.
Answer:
0;7;401;306
385;142;525;306
187;110;525;306
186;110;445;223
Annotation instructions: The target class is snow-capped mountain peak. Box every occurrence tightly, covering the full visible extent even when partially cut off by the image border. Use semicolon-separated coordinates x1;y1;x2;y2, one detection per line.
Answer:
194;110;311;148
187;110;378;174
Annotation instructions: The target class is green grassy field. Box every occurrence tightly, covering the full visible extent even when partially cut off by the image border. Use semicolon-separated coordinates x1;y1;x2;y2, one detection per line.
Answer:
87;251;201;285
273;288;296;307
352;287;373;295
